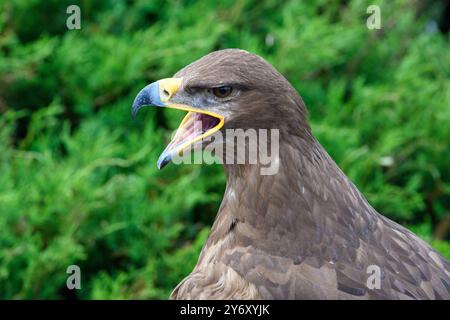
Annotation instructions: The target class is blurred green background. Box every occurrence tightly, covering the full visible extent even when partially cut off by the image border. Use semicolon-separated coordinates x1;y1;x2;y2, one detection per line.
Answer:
0;0;449;299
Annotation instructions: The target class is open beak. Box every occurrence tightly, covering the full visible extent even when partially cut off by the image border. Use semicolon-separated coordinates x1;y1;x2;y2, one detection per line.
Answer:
131;78;224;169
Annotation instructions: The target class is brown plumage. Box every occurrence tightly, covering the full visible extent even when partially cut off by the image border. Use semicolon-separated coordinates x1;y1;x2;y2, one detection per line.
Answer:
134;49;450;299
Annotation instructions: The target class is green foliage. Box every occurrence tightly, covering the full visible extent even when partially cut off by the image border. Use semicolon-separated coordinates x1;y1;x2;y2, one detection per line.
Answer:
0;0;449;299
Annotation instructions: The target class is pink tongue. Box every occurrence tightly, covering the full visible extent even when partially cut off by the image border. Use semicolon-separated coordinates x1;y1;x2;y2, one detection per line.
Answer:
163;113;221;155
164;114;203;152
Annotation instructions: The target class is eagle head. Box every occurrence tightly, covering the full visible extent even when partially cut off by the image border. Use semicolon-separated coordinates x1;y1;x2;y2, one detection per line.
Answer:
131;49;309;169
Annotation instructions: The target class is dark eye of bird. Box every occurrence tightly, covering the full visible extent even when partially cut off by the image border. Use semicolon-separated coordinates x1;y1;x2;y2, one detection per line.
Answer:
212;86;233;98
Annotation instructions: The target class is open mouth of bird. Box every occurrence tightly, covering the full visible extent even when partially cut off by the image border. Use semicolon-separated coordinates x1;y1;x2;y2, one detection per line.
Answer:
131;77;224;169
156;106;224;168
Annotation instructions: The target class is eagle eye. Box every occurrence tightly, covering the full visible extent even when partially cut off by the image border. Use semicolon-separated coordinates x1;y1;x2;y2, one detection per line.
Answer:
212;86;233;98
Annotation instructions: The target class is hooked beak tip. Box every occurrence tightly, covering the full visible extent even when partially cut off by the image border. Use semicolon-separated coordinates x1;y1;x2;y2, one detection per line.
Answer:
131;102;140;120
157;152;172;170
131;82;162;119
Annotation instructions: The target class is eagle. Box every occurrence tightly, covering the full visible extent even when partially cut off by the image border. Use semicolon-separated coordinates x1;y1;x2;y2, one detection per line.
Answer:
131;49;450;300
